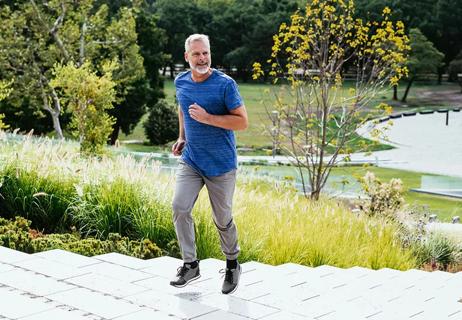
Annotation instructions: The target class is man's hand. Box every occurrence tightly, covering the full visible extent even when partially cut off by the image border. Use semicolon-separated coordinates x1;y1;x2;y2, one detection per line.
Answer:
172;139;186;156
189;103;210;124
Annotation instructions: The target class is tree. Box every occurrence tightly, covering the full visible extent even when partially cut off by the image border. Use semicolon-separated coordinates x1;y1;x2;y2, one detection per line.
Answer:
0;2;145;141
0;80;13;130
95;1;168;144
50;62;116;155
0;4;65;138
220;0;297;81
253;1;409;200
448;50;462;85
107;7;168;145
434;0;462;81
154;0;207;78
401;28;444;102
143;100;178;145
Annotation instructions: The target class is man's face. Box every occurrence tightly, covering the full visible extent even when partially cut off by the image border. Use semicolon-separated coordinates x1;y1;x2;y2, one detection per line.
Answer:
185;40;211;75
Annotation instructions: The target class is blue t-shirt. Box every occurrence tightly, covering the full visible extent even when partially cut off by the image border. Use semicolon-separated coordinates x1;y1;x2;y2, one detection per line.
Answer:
175;69;244;177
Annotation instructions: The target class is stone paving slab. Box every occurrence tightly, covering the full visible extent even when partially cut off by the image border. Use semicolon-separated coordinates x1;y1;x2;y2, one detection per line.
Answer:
64;272;149;298
0;286;57;319
192;293;280;319
13;256;89;280
79;261;151;283
47;287;141;319
93;252;148;270
1;246;462;320
19;306;103;320
33;249;100;268
0;262;15;273
0;246;34;264
0;268;76;296
124;289;218;319
111;308;180;320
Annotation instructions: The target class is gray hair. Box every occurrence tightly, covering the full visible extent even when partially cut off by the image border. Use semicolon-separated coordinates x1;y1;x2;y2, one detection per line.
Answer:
184;34;210;53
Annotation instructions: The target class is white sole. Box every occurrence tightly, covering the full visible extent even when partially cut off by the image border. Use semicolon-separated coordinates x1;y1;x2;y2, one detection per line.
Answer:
170;274;201;288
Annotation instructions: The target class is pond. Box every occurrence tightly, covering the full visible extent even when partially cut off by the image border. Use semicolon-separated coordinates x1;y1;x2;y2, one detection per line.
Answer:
113;149;365;198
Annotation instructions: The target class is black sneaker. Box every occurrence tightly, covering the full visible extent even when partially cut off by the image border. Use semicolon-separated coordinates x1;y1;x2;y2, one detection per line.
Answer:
221;263;241;294
170;262;201;288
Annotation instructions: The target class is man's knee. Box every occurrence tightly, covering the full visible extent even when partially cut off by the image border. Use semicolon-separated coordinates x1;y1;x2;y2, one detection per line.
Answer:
214;216;234;232
172;198;192;219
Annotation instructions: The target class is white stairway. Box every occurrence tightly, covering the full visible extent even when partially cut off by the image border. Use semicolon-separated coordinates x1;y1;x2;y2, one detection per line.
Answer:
0;246;461;320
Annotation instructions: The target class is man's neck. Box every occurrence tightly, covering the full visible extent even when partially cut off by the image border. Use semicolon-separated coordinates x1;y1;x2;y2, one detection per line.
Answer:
191;68;212;83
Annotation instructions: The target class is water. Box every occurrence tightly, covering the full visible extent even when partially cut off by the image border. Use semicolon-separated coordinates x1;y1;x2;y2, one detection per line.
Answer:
113;149;365;198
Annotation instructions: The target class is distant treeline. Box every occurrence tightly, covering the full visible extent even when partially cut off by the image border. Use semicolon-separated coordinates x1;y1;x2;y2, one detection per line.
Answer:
0;0;461;141
149;0;461;82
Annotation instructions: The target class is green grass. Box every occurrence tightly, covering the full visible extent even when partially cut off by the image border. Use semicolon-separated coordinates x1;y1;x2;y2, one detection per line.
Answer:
337;166;462;222
123;79;459;149
0;134;418;269
249;164;462;222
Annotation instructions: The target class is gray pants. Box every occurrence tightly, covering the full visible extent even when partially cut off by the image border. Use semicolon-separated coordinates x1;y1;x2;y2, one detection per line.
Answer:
172;160;240;263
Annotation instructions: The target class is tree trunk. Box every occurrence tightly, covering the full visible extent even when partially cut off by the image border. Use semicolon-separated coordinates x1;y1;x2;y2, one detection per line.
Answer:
437;66;444;84
50;112;64;139
310;189;320;201
109;122;120;145
39;75;64;139
401;77;415;103
162;66;167;76
393;85;398;100
169;62;175;79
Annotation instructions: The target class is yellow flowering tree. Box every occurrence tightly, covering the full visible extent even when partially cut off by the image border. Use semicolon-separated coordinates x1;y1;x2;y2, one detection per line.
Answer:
0;80;13;130
253;0;409;200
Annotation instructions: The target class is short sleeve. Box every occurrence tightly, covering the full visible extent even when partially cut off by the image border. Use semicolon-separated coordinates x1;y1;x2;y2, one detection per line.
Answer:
224;80;243;111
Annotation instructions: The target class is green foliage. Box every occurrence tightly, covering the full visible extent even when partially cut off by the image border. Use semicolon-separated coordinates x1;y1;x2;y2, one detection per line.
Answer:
0;166;75;233
0;216;34;252
253;1;410;199
51;62;116;155
69;178;143;239
359;171;404;218
143;99;178;145
0;80;12;130
414;233;462;270
0;135;418;269
0;216;162;259
448;50;462;82
0;2;147;139
407;28;445;77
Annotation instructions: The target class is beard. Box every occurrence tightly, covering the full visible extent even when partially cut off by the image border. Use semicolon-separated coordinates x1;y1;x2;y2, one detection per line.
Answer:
189;60;211;74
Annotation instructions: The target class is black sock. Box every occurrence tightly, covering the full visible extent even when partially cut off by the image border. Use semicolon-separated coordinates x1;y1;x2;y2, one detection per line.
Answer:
185;260;198;268
226;259;238;269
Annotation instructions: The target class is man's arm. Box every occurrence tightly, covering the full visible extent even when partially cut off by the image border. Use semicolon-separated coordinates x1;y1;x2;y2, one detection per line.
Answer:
188;103;248;131
172;107;186;156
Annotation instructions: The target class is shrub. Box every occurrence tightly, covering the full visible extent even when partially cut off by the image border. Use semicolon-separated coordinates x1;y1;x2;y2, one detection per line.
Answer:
0;216;162;259
0;216;33;252
359;171;404;219
448;50;462;82
143;99;178;145
414;233;462;270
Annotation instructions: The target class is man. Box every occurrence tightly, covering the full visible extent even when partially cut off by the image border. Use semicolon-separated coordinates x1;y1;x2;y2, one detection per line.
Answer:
170;34;248;295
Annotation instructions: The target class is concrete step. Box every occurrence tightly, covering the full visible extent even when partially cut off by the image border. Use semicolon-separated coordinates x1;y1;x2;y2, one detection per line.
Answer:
1;245;461;320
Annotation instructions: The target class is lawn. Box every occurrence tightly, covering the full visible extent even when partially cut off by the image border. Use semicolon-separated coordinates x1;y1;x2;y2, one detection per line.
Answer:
121;80;459;149
250;164;462;222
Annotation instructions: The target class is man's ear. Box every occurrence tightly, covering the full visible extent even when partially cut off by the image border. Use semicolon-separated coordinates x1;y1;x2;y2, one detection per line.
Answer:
184;52;189;62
